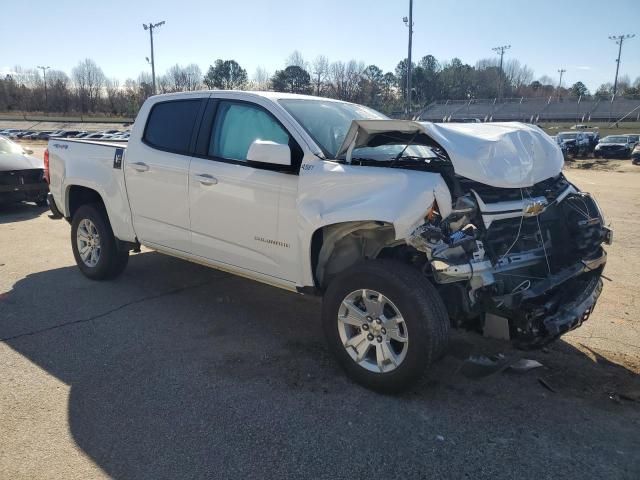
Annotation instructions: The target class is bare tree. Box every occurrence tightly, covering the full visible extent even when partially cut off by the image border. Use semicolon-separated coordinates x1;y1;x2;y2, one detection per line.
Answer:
184;64;203;91
286;50;308;70
12;65;39;89
503;59;533;89
166;64;202;92
328;61;346;99
156;74;171;94
252;67;271;90
311;55;329;95
105;78;120;113
344;60;365;101
46;70;71;112
72;58;105;112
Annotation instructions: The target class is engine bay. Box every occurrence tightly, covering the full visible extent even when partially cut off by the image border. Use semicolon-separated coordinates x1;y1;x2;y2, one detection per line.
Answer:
406;173;612;347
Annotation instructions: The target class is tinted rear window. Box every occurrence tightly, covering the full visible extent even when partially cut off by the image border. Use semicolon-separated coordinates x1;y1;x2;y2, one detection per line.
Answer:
143;99;201;154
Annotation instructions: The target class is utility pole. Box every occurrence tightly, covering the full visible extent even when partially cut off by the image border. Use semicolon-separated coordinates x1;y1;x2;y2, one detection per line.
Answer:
557;68;566;96
403;0;413;116
143;20;166;94
608;34;635;96
37;65;50;113
492;45;511;99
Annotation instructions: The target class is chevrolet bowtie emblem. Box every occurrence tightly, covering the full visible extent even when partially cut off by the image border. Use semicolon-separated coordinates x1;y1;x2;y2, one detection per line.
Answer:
522;199;548;217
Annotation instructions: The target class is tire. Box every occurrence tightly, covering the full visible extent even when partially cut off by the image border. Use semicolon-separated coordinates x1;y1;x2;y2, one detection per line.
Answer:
71;203;129;280
322;259;450;393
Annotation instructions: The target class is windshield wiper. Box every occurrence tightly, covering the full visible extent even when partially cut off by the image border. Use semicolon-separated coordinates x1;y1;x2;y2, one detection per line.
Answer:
389;131;419;168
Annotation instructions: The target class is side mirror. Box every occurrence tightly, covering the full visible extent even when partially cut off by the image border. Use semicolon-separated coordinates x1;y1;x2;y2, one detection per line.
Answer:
24;149;33;155
247;140;291;166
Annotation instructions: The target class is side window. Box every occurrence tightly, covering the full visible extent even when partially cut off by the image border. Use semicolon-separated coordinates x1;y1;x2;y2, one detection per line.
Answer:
143;99;202;154
209;101;290;161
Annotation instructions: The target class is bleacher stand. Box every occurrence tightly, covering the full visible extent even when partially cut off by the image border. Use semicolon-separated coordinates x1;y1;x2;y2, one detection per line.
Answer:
417;95;640;123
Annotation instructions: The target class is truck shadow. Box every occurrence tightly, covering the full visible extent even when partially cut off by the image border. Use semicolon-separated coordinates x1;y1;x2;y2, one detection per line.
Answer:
0;202;49;225
2;252;638;479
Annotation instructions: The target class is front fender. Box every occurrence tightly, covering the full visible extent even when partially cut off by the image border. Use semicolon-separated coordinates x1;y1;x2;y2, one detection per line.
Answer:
296;156;452;286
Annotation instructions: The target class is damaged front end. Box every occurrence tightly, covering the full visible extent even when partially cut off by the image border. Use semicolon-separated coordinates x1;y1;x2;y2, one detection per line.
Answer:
334;119;612;348
408;174;612;348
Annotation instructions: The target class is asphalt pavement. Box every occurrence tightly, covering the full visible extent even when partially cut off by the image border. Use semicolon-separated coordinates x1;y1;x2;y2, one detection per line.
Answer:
1;184;639;479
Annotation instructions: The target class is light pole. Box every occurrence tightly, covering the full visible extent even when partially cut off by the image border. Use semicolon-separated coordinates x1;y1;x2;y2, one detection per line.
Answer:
143;21;165;94
403;0;413;116
492;45;511;99
37;65;50;113
608;34;635;96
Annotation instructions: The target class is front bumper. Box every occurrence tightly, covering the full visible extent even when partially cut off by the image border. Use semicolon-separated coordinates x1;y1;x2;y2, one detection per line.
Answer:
595;147;629;157
0;181;49;204
489;248;607;348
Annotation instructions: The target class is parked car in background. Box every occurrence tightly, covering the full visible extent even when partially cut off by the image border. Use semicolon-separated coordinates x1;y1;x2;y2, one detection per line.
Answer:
110;132;130;140
584;131;600;153
0;135;48;206
556;131;590;157
447;118;482;123
15;130;36;139
594;135;635;158
74;132;91;138
26;131;54;141
82;133;113;140
49;130;86;139
624;134;639;147
632;143;640;165
0;129;23;137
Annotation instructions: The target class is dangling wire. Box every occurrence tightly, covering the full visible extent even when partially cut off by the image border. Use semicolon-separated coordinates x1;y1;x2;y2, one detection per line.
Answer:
498;188;525;262
536;212;552;276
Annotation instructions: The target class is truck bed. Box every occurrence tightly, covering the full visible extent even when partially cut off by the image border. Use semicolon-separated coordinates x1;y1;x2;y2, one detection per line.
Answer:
47;136;135;242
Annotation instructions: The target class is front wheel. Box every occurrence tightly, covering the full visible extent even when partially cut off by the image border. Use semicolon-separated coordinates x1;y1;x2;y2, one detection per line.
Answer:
71;203;129;280
322;260;450;393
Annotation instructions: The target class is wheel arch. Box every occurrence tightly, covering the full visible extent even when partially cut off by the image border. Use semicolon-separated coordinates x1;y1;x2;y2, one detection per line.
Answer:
310;221;402;290
66;184;105;220
63;182;136;243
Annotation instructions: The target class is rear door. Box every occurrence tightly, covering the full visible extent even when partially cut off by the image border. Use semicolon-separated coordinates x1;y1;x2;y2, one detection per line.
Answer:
125;96;206;252
188;98;301;283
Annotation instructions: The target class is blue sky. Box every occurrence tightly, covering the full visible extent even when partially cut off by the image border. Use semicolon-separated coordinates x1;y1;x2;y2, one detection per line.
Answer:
2;0;639;92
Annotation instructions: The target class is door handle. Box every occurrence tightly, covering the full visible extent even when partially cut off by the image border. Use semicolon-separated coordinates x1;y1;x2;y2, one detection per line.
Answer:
130;162;149;172
194;173;218;185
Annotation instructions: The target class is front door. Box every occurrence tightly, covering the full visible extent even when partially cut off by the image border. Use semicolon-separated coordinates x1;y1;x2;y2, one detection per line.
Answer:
188;99;299;283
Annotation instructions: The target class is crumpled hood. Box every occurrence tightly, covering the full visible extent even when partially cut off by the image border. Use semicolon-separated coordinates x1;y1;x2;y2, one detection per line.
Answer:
0;153;43;171
336;120;564;188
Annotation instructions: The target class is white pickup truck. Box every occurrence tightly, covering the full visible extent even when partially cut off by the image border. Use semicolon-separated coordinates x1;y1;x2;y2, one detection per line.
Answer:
47;91;612;392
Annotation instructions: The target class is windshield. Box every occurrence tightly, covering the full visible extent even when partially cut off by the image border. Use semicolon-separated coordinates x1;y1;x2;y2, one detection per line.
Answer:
348;144;437;162
279;98;387;158
0;136;24;155
602;136;628;143
557;133;577;141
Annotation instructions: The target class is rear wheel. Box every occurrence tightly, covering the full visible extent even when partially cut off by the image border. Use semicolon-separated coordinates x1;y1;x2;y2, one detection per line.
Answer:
322;260;450;393
71;203;129;280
